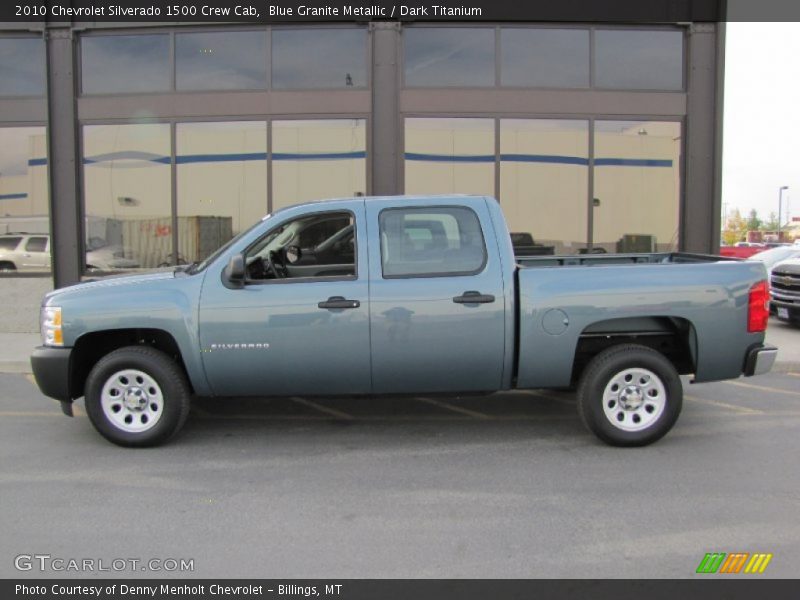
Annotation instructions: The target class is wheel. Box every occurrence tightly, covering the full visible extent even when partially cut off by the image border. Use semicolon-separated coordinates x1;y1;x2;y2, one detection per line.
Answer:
84;346;191;447
0;261;16;272
577;344;682;447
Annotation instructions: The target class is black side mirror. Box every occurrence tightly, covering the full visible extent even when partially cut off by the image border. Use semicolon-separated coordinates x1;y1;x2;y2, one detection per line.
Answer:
225;254;245;285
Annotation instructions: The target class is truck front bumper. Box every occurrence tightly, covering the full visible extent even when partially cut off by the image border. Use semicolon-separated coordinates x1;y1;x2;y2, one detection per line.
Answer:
30;346;74;415
743;344;778;377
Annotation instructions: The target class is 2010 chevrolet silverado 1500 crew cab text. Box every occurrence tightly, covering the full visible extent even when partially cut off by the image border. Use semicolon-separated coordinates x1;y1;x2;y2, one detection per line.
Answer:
31;196;778;447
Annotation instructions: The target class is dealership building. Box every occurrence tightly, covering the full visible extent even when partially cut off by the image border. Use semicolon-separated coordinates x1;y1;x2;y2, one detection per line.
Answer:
0;12;724;286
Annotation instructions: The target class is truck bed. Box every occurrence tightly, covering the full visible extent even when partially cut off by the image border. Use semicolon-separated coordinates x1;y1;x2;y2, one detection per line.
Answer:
517;252;737;268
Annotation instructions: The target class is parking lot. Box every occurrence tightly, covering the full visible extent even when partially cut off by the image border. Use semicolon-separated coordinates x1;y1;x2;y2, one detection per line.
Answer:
1;367;798;579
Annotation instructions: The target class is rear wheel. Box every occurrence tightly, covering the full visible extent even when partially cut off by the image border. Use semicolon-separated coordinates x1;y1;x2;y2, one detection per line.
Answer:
84;346;191;447
577;344;682;447
0;261;16;272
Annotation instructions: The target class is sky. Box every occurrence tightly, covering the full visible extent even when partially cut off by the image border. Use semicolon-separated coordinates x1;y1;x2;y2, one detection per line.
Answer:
722;22;800;224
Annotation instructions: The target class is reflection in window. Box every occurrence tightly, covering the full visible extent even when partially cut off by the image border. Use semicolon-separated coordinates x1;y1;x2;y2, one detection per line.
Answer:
500;120;588;254
81;35;170;94
272;29;367;89
177;31;267;91
82;124;172;270
404;118;494;196
501;29;589;88
595;30;684;90
177;121;267;264
404;28;495;87
0;127;49;273
0;38;45;96
592;121;681;252
380;207;486;278
272;120;366;210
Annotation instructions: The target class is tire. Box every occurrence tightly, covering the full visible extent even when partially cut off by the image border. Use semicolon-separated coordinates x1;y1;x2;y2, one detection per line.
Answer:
577;344;682;447
0;262;16;272
84;346;191;447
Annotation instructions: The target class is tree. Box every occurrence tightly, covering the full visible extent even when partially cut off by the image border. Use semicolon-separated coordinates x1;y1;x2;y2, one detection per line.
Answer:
763;211;779;231
746;209;762;231
722;208;747;245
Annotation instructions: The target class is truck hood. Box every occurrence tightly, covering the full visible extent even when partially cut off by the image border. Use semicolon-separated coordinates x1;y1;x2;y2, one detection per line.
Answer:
43;271;177;305
772;258;800;275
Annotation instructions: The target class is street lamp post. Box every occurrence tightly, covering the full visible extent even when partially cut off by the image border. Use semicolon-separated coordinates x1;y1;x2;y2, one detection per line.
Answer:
778;186;789;241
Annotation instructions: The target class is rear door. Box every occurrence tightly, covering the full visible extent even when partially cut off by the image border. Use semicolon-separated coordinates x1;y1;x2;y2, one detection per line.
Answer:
366;197;506;394
20;236;50;271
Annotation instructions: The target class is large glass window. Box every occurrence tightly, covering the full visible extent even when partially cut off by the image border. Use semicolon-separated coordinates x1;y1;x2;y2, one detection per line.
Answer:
500;120;589;255
81;35;171;94
176;31;267;91
501;29;589;88
595;30;684;90
0;38;46;96
272;120;366;210
177;121;267;264
379;207;486;278
592;121;682;252
272;29;367;89
404;28;495;87
404;118;494;196
82;124;172;270
0;127;49;273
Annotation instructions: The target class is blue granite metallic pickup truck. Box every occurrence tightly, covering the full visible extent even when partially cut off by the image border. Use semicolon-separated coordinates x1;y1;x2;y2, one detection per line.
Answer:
31;195;777;447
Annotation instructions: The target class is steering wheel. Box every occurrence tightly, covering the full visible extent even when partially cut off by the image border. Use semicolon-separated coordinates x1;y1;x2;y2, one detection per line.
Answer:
260;252;283;279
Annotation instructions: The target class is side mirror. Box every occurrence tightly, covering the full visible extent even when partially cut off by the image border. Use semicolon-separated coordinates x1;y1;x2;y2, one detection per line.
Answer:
225;254;245;285
285;245;302;265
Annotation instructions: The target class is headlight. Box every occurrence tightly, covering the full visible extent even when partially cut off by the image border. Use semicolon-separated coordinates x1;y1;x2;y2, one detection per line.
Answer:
41;306;63;347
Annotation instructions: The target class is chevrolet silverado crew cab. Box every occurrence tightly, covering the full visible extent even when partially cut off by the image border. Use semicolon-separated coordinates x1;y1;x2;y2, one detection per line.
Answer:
31;195;778;448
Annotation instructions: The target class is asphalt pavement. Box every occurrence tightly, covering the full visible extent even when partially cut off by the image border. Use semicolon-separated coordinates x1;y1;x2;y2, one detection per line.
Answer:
1;367;798;579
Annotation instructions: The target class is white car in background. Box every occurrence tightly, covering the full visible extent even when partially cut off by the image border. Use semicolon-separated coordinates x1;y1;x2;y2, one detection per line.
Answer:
748;245;800;277
0;233;139;272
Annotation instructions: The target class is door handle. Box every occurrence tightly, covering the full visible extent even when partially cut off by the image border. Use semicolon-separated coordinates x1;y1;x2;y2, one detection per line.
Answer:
318;296;360;310
453;291;495;304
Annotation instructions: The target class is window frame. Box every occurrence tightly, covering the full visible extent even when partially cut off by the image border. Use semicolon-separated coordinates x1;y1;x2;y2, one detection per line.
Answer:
378;205;488;280
241;208;360;286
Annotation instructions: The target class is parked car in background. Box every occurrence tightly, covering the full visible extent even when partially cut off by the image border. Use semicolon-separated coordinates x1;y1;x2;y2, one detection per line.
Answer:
748;246;800;278
0;233;140;273
771;257;800;326
719;244;766;259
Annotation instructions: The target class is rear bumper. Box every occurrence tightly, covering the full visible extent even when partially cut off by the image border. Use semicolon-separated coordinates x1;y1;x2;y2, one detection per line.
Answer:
30;346;72;403
743;344;778;377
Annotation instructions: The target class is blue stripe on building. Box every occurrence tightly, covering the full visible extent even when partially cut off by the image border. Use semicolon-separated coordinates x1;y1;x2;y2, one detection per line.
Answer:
0;193;28;200
34;152;673;168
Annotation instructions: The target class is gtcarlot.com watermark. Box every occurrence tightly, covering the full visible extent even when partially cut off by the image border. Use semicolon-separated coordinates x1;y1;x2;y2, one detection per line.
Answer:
14;554;194;573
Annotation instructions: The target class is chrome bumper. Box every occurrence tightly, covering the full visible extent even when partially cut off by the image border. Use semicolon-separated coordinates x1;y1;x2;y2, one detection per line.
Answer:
744;344;778;377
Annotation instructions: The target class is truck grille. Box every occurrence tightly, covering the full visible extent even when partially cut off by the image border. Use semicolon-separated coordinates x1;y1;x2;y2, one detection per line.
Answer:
771;271;800;305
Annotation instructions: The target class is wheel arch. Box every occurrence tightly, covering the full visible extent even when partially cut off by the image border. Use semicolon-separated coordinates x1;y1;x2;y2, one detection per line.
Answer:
571;316;698;385
70;328;193;399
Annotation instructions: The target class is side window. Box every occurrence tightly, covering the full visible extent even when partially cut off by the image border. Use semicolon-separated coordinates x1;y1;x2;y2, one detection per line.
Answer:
0;237;22;251
25;237;48;253
244;211;356;282
379;207;487;278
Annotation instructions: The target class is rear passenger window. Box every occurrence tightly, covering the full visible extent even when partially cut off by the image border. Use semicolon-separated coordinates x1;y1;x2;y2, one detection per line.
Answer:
0;237;22;250
25;237;47;252
379;207;487;278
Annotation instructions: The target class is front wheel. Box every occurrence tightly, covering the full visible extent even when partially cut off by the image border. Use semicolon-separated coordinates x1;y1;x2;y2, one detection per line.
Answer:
577;344;682;447
84;346;191;447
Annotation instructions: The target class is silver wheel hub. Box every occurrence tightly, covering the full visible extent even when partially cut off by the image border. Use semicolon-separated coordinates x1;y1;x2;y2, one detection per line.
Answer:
101;369;164;433
602;367;666;432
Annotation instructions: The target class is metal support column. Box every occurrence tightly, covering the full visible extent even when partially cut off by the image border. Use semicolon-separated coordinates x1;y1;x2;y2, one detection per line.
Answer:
45;26;82;287
370;22;401;196
683;23;723;253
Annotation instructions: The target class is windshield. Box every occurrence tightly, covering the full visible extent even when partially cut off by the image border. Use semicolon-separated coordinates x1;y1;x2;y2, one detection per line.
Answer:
192;215;271;273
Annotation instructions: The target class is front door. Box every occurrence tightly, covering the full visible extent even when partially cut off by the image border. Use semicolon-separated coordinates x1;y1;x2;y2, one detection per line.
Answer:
198;203;371;397
366;197;506;394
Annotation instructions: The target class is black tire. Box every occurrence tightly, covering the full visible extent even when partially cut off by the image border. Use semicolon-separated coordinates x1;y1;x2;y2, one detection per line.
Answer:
0;261;16;272
577;344;682;447
84;346;191;447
